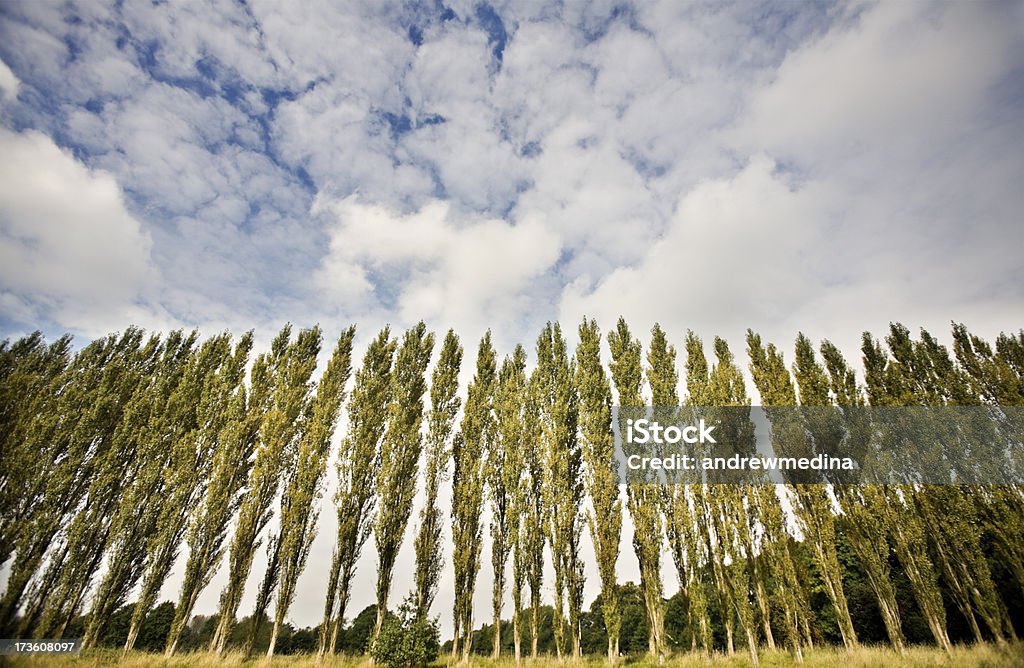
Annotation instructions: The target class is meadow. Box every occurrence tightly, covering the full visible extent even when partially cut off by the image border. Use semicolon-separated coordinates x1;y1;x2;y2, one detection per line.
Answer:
5;645;1024;668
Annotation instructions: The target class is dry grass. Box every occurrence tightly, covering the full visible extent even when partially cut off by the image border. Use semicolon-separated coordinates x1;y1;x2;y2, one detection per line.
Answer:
3;644;1023;668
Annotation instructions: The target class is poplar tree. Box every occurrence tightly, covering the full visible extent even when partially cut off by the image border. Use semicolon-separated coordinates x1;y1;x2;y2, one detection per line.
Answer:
451;333;494;661
24;329;165;638
0;330;152;634
607;317;664;661
812;336;905;655
489;345;526;658
882;325;1014;644
952;324;1024;595
42;332;193;643
319;327;395;656
745;331;817;660
413;330;463;621
242;327;324;657
687;335;760;666
163;331;273;656
862;331;952;653
520;374;546;659
374;323;434;639
536;322;584;658
78;332;232;650
0;333;72;570
648;324;703;655
266;327;355;657
125;332;251;653
575;318;621;662
791;333;859;651
210;325;319;654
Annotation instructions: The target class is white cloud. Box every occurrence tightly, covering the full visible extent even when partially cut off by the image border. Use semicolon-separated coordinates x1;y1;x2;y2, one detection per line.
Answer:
734;1;1022;166
314;195;561;343
559;154;835;348
0;59;19;99
0;128;160;335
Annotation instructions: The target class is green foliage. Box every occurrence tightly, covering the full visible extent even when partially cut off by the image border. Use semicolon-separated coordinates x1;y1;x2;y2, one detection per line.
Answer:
575;318;621;660
321;327;395;656
536;321;585;657
5;320;1024;666
375;323;434;639
490;344;526;657
452;332;495;659
267;326;356;656
370;596;440;668
414;330;462;621
608;317;665;660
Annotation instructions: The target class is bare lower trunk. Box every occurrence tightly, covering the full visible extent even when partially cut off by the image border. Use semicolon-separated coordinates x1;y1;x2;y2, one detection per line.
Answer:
460;613;473;664
267;617;280;658
452;613;461;659
123;623;140;656
513;609;521;663
531;605;538;658
492;608;501;659
745;623;760;667
755;576;775;650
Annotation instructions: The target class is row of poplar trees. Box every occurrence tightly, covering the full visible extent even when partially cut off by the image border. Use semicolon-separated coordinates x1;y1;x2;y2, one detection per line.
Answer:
0;318;1022;664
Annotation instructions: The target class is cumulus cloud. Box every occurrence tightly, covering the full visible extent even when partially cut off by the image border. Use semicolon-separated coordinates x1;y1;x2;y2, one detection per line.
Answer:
0;128;161;335
733;1;1023;168
314;195;561;343
0;58;18;99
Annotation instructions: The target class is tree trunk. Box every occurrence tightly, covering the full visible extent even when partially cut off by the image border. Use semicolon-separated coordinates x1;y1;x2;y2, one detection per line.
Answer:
267;617;280;658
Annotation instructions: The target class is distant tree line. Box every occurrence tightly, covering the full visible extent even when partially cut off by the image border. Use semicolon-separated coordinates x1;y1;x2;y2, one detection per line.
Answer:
0;319;1022;664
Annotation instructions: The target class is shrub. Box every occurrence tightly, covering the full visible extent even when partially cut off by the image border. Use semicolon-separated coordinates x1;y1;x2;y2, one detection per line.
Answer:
370;595;440;668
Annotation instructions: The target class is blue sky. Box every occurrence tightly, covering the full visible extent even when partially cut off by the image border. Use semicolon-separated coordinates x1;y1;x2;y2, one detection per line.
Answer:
1;0;1023;632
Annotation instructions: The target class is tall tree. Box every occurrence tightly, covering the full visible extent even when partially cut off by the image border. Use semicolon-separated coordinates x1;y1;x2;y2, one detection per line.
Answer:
49;332;196;645
266;327;355;657
536;322;585;658
413;330;463;621
241;327;325;657
607;317;665;662
373;323;435;639
862;330;952;653
124;332;252;653
575;318;622;662
688;335;760;666
319;327;395;657
210;325;319;654
0;331;155;635
489;345;526;658
79;332;241;651
664;327;715;657
790;333;859;652
520;373;546;659
23;329;166;638
745;331;817;661
883;325;1014;645
451;332;494;661
0;332;73;570
163;331;273;656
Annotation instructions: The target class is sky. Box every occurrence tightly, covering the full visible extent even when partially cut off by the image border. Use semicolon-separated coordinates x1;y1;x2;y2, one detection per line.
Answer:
1;0;1023;640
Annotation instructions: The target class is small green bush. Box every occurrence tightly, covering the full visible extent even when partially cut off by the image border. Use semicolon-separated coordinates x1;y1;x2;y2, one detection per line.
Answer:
370;595;440;668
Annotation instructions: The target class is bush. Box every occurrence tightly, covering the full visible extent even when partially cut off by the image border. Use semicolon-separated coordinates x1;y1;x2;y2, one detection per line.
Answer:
370;595;440;668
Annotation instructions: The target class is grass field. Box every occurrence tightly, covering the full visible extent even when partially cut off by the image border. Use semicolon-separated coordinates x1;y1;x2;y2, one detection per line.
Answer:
4;645;1024;668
